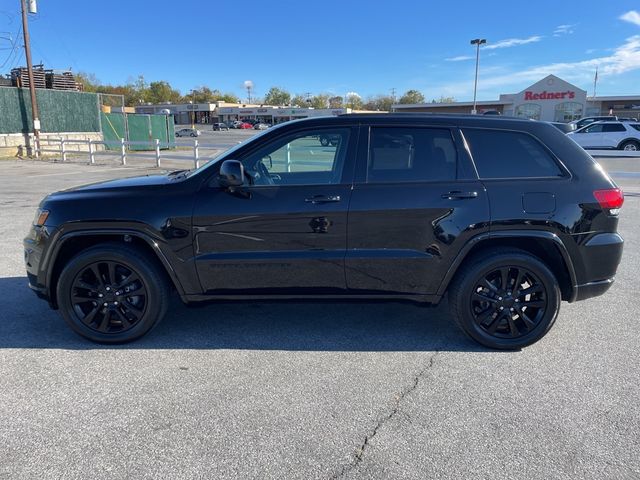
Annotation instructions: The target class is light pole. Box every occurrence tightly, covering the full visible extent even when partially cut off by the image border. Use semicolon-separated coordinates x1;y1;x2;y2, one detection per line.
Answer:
470;38;486;114
190;89;195;129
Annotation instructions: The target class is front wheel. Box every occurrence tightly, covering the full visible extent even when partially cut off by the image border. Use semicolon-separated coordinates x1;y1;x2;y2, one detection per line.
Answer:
448;249;560;350
56;244;170;343
620;140;640;151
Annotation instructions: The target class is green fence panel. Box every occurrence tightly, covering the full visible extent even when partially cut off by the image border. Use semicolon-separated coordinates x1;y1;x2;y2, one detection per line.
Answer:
167;116;175;140
127;114;151;151
0;87;100;134
101;112;125;150
150;115;168;147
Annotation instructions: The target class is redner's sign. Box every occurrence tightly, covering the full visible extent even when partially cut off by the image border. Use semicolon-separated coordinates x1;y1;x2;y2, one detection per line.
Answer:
524;90;576;101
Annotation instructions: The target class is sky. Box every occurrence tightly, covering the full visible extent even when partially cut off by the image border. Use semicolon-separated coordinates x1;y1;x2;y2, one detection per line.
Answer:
2;0;640;102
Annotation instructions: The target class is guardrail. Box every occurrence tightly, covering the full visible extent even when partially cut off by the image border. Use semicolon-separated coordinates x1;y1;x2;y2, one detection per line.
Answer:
36;138;238;168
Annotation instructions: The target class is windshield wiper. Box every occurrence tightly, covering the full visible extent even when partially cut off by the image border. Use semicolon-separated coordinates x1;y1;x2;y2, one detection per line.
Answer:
167;169;190;178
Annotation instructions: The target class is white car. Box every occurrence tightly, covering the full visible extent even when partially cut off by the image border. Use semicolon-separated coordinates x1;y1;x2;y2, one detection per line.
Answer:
566;121;640;151
176;128;200;137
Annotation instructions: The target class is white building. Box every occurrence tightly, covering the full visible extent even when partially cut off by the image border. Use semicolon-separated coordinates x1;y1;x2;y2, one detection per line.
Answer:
393;75;640;122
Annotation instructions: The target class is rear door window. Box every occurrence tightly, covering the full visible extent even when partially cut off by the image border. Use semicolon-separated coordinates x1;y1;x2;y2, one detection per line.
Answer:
462;129;564;179
602;123;626;132
367;127;457;183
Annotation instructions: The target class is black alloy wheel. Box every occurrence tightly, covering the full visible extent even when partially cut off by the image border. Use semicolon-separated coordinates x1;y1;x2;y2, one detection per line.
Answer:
57;243;169;343
70;260;148;334
449;249;560;349
470;265;547;339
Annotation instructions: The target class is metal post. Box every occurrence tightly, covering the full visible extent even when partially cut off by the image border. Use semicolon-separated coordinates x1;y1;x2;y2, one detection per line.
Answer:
89;140;95;165
20;0;41;158
155;138;161;167
470;38;486;115
60;139;67;162
286;142;291;172
120;138;126;165
193;139;199;168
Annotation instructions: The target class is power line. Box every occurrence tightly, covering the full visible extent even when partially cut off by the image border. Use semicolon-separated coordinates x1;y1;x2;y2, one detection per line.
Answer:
0;23;21;69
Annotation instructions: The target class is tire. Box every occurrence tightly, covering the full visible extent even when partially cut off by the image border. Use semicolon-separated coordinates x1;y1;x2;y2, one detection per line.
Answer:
619;140;640;151
448;248;561;350
56;243;170;344
190;133;196;137
319;136;329;146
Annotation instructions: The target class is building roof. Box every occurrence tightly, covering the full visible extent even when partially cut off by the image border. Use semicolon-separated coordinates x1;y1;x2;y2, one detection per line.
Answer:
392;99;512;109
589;95;640;102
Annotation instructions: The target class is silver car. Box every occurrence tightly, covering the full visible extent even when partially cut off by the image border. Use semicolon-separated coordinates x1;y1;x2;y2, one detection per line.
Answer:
176;128;200;137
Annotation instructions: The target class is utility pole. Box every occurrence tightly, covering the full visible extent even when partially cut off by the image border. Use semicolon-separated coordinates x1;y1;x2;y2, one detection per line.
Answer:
470;38;486;115
21;0;40;157
390;87;396;102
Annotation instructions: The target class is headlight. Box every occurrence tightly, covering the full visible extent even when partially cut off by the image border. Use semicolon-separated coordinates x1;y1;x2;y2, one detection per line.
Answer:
33;209;50;226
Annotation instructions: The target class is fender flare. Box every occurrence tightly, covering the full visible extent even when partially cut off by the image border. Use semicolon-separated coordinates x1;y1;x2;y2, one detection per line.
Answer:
44;228;187;300
436;230;578;301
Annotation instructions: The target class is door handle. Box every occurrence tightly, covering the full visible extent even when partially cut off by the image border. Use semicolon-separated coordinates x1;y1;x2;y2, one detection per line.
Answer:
441;191;478;200
305;195;341;204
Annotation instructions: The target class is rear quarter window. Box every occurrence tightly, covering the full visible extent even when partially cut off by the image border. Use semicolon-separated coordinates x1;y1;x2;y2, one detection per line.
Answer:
462;128;564;179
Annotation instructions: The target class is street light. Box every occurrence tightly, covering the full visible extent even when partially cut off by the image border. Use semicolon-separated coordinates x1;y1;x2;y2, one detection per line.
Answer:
470;38;486;114
190;89;195;129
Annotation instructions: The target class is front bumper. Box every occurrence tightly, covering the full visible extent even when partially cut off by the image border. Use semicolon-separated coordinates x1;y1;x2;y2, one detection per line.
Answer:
24;225;54;305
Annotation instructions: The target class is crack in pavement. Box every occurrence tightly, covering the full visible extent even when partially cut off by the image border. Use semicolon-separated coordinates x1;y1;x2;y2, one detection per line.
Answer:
330;350;440;479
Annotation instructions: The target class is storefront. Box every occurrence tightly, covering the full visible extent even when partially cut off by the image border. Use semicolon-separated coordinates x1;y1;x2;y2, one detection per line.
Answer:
217;106;352;125
392;74;640;122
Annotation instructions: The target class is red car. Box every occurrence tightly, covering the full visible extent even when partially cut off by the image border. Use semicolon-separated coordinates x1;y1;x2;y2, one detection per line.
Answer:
239;122;253;129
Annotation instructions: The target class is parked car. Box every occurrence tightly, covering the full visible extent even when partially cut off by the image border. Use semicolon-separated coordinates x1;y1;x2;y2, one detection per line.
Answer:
254;123;270;130
569;116;617;130
318;133;340;146
212;123;229;131
25;114;624;349
176;128;200;137
567;121;640;150
238;122;253;129
547;121;574;134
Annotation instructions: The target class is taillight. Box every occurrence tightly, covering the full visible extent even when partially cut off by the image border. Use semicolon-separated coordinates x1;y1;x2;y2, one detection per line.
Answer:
593;188;624;212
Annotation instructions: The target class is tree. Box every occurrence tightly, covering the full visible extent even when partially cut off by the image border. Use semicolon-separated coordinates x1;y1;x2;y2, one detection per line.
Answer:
398;89;425;104
264;86;292;106
362;94;395;111
146;81;182;104
290;95;307;107
434;96;456;103
310;94;330;109
329;96;344;108
345;92;363;109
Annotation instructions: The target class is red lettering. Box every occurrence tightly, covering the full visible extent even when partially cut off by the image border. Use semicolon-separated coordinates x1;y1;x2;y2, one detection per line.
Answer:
523;90;577;101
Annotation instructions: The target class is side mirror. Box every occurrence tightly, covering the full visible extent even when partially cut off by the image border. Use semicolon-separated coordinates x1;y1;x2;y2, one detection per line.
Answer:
218;160;245;188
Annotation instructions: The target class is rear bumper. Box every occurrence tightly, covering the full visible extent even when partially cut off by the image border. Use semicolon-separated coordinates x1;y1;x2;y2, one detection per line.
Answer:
570;232;623;302
574;278;615;301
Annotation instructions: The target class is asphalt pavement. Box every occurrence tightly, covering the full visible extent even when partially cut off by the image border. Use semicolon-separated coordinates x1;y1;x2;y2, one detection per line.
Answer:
0;156;638;479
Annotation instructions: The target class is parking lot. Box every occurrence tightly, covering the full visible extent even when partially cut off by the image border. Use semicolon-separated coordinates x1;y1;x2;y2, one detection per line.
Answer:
0;156;638;479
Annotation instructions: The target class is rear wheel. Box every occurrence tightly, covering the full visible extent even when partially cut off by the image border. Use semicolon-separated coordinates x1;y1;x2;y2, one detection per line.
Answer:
620;140;640;151
449;249;560;349
56;243;169;343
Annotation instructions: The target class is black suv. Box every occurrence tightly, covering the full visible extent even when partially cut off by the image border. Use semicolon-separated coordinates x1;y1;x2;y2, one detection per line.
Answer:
24;115;624;349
